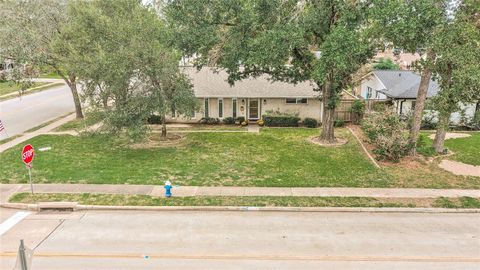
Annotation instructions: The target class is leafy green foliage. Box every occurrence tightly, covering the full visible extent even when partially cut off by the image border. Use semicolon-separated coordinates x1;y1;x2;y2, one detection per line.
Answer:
373;58;400;70
263;115;300;127
200;117;220;125
349;100;366;124
362;111;412;162
58;0;197;139
303;118;318;128
165;0;376;140
222;117;236;125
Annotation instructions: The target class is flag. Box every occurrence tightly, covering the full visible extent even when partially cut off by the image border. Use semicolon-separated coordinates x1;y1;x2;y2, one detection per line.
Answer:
0;120;4;132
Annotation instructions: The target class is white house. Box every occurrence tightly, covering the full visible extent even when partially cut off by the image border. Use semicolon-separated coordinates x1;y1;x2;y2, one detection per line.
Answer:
358;70;476;124
167;67;358;123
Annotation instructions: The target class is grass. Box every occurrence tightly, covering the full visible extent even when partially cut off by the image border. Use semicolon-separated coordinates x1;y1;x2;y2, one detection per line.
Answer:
54;113;102;132
0;81;47;96
0;128;390;187
417;132;480;166
1;128;477;188
9;192;480;208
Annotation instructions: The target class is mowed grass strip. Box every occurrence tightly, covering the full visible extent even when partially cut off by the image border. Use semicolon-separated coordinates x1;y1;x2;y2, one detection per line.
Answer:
9;193;480;208
0;81;47;96
0;128;389;187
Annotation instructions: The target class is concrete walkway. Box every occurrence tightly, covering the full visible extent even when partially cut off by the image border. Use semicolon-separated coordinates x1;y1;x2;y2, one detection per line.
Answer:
0;113;76;153
1;184;479;203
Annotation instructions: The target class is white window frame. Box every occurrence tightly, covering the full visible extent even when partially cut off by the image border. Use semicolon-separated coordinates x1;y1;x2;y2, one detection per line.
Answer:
218;98;224;118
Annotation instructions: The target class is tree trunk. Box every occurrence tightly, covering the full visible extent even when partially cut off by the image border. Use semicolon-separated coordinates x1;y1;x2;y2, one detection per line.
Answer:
319;77;336;143
161;114;167;139
409;49;434;155
433;112;450;153
67;75;84;119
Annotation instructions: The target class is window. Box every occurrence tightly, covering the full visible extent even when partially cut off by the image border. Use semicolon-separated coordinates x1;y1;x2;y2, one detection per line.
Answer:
366;87;372;99
204;98;209;117
171;106;176;118
232;98;237;118
218;98;223;118
286;98;308;104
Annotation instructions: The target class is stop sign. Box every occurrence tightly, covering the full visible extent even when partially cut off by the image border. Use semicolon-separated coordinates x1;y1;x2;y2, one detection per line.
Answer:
22;144;35;165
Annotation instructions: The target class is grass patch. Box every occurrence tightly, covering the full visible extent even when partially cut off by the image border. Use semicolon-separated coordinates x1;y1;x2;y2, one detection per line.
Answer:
10;192;480;208
0;134;22;145
417;132;480;166
54;113;101;132
3;193;409;208
0;81;47;96
0;128;390;187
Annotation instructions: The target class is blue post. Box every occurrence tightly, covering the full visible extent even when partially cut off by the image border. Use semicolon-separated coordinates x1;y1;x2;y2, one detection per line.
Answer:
164;180;172;198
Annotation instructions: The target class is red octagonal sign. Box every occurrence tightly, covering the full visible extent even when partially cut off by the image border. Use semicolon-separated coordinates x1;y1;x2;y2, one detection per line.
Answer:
22;144;35;165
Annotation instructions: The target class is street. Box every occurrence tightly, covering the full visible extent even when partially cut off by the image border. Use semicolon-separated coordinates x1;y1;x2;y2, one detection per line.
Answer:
0;83;75;140
0;208;479;269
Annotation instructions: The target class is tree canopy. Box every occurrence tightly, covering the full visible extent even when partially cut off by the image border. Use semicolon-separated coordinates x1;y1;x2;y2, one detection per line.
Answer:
60;0;197;139
165;0;375;142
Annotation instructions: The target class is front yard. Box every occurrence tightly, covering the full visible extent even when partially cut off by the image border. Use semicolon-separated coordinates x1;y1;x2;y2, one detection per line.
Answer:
0;81;47;96
0;127;478;188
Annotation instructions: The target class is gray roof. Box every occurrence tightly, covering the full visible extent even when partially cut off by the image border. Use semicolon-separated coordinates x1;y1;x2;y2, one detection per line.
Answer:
183;67;319;98
374;70;440;99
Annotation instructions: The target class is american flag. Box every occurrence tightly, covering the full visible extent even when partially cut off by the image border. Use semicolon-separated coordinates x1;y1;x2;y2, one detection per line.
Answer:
0;120;5;132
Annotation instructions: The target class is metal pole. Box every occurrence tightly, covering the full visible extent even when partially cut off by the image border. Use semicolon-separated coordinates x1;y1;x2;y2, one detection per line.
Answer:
28;166;33;194
19;239;28;270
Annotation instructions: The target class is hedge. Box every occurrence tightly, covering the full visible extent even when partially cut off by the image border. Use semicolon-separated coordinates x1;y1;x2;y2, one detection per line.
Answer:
263;115;300;127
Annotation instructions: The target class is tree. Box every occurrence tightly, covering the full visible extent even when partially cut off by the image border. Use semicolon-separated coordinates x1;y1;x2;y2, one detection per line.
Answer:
164;0;374;143
372;0;446;154
59;0;197;139
373;58;400;70
0;0;84;118
430;2;480;153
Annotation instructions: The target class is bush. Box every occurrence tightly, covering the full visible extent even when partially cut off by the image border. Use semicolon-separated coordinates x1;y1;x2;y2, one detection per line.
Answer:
349;100;365;124
334;119;345;127
200;117;220;125
223;117;235;125
421;112;438;130
235;116;245;124
263;115;300;127
361;111;413;162
303;118;318;128
257;119;264;126
147;115;162;124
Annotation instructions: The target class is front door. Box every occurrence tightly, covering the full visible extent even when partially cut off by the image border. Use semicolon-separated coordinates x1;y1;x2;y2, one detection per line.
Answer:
249;99;259;119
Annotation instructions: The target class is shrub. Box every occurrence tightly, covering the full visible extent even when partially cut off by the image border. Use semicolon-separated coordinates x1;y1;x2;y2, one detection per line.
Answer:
334;119;345;127
147;115;162;124
361;111;413;162
257;119;264;126
303;118;318;128
263;115;300;127
235;116;245;124
241;121;248;126
200;117;220;125
421;112;438;130
223;117;235;125
349;100;365;124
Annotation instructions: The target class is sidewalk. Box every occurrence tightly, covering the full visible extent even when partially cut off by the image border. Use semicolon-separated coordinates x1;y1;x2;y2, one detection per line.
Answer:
1;183;479;203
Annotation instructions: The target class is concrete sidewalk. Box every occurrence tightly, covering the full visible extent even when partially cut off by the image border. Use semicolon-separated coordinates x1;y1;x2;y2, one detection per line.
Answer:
1;184;479;203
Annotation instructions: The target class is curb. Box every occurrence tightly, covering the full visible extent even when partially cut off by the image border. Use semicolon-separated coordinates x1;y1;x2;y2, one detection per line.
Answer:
2;202;479;213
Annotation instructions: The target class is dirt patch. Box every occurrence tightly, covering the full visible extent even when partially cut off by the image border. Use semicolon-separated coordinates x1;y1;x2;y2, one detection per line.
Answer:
129;133;186;149
428;132;471;140
308;136;348;147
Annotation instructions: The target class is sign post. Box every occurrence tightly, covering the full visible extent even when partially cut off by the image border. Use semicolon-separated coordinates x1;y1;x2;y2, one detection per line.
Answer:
21;144;35;194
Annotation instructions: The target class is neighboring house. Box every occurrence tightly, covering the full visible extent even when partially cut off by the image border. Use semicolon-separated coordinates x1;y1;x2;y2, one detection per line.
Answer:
373;50;421;71
168;67;357;123
358;70;476;124
0;58;14;78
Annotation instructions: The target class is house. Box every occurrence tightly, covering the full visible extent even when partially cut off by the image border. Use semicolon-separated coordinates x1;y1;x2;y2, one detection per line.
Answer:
168;67;357;123
358;70;476;123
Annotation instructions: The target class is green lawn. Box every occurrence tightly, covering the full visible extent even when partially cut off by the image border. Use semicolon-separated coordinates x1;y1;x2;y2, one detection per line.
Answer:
1;128;478;188
0;128;390;187
9;193;480;208
418;132;480;166
0;81;47;96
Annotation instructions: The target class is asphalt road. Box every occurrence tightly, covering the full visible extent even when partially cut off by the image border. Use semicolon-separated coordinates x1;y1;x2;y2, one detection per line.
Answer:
0;83;75;140
0;209;479;269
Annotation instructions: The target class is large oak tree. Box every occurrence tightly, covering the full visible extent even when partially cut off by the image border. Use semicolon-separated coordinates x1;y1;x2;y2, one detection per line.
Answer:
164;0;374;143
